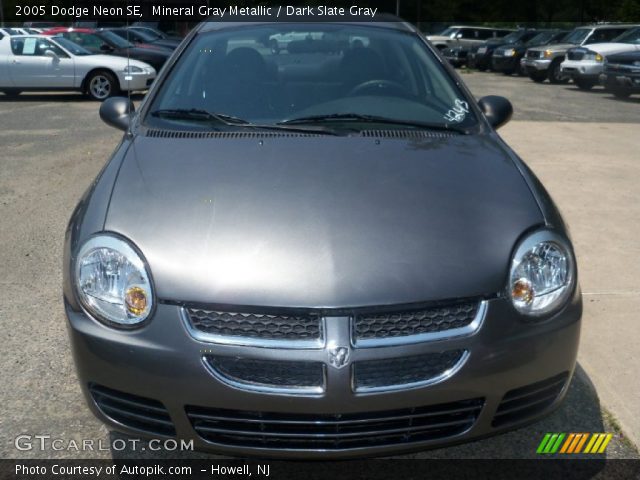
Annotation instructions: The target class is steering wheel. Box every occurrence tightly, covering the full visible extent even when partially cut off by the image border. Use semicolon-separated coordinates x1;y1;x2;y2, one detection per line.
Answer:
348;79;414;99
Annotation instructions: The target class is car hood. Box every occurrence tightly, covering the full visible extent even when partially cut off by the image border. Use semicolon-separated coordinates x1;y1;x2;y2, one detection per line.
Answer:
80;54;152;70
607;50;640;62
581;43;640;54
105;133;543;308
529;43;575;53
426;35;451;42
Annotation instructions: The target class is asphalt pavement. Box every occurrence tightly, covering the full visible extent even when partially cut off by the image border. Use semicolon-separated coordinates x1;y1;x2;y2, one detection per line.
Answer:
0;71;638;460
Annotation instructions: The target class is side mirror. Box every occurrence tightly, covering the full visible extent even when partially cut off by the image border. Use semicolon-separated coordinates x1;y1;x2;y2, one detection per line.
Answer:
455;32;464;39
478;95;513;130
44;49;58;59
99;97;135;131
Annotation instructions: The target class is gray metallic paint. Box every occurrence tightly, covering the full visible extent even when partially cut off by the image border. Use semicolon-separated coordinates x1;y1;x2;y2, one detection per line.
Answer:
63;20;582;458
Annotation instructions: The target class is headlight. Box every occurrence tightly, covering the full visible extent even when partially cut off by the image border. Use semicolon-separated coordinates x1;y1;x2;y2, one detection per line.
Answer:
506;48;516;57
584;51;604;62
544;49;553;58
75;235;154;327
123;65;143;73
509;230;575;317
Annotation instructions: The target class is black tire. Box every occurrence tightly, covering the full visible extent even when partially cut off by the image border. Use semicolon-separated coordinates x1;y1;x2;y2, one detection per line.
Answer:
2;89;22;97
575;79;596;90
86;70;119;101
529;71;547;83
548;58;568;84
612;87;632;99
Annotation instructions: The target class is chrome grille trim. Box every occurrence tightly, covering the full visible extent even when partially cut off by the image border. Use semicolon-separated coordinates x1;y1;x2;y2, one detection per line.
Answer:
202;356;326;396
181;308;325;349
352;300;487;348
352;350;470;393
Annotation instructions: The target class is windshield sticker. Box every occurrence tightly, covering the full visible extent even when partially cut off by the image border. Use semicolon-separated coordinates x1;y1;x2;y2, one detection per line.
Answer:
444;99;469;123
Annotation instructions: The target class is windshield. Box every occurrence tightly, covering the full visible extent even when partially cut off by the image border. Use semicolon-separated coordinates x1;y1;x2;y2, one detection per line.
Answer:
146;24;478;132
128;28;157;42
99;30;133;48
613;27;640;44
134;28;163;40
500;31;524;43
51;36;92;55
438;28;457;37
526;31;555;46
563;28;590;44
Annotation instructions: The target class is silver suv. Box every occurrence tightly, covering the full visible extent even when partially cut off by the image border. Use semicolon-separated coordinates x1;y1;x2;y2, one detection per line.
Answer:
427;26;513;51
523;24;636;83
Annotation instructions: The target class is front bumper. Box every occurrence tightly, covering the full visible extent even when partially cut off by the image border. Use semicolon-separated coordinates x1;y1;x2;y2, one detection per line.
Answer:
66;290;581;459
561;60;603;80
115;70;156;91
522;58;551;72
492;55;519;72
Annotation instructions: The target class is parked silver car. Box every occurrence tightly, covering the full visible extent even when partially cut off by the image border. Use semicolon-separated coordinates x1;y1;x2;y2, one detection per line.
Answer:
523;24;635;83
427;25;513;51
64;20;581;458
0;35;155;100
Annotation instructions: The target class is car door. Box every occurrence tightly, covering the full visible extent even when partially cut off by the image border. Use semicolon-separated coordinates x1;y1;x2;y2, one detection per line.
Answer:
8;37;74;87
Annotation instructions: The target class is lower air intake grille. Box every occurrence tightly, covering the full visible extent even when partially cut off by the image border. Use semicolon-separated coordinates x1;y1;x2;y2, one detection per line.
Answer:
186;399;484;450
353;350;467;392
89;384;175;436
204;355;325;393
492;372;569;427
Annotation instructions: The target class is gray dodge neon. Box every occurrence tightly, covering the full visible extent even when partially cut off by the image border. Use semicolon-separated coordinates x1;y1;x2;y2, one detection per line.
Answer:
63;19;582;458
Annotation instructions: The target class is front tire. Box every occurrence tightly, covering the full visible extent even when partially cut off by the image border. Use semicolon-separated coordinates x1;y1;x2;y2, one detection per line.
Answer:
529;71;547;83
2;89;22;97
612;87;632;99
86;71;118;101
575;78;596;90
548;58;568;84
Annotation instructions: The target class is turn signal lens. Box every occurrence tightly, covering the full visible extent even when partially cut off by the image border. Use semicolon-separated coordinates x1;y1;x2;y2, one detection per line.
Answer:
125;286;148;315
512;278;534;305
544;50;553;58
595;53;603;62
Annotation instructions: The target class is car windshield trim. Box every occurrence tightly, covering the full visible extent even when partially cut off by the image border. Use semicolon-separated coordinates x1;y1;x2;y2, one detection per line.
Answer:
279;113;470;134
149;108;342;135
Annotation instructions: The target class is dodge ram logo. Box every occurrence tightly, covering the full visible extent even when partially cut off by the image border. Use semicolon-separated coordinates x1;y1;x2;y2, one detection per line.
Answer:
328;346;350;369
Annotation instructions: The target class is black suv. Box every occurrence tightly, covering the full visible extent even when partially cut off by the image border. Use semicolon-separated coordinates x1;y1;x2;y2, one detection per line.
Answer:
468;29;541;71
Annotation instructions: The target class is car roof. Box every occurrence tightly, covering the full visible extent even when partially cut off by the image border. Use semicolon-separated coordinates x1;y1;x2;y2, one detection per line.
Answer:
198;18;415;34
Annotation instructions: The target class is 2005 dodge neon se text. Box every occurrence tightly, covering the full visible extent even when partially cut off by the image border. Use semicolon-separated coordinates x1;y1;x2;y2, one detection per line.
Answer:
63;19;582;459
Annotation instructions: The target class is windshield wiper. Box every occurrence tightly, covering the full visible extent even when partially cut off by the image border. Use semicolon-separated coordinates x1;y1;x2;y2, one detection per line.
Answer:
151;108;250;125
278;113;470;134
150;108;341;135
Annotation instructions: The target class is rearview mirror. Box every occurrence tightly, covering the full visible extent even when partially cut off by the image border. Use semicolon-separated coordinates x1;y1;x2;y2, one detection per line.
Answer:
478;95;513;130
99;97;135;131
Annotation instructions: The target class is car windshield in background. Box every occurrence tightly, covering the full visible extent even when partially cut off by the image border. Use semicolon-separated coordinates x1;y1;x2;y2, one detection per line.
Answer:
500;31;524;43
127;29;157;42
526;31;555;45
563;28;590;44
52;36;92;56
99;30;133;48
146;24;478;132
134;28;163;40
439;27;457;37
613;27;640;44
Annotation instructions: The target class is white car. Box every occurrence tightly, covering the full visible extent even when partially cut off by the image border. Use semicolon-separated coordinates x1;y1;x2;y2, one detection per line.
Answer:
560;26;640;89
0;34;156;100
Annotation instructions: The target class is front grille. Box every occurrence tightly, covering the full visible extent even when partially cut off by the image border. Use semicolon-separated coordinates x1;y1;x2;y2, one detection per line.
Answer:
186;308;323;346
186;398;484;450
204;355;325;393
353;300;481;345
353;350;467;392
527;50;543;59
567;51;585;61
89;384;175;436
492;372;569;427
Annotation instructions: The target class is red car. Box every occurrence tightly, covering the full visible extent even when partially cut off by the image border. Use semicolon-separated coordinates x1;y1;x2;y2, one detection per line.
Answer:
42;27;171;71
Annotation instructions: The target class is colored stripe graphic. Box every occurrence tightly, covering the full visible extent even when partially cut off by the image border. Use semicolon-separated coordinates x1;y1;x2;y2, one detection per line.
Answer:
538;433;613;454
